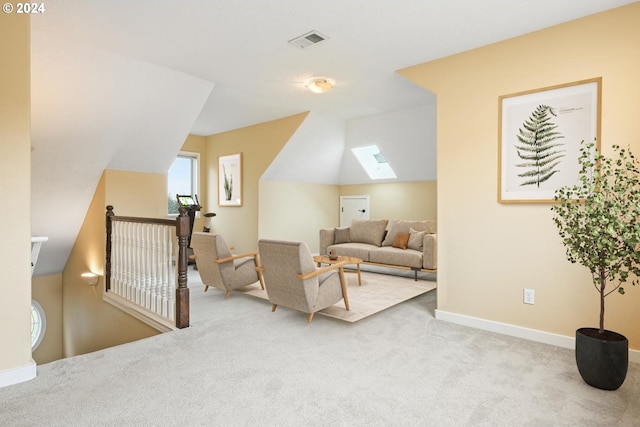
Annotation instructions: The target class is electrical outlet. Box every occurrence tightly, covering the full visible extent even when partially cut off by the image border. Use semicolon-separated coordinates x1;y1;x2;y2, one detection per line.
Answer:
523;288;535;305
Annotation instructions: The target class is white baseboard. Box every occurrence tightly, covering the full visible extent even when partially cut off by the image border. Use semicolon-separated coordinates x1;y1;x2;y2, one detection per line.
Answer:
435;309;640;364
103;291;176;333
0;359;36;388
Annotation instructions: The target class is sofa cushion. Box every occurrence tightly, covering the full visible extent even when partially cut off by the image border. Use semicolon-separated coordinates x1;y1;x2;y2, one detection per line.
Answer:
392;232;410;250
349;219;388;246
334;227;351;244
382;220;435;246
369;246;423;269
327;243;374;262
407;228;426;251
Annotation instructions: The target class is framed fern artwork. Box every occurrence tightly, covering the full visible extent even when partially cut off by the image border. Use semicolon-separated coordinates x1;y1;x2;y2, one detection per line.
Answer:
498;78;601;203
218;153;242;207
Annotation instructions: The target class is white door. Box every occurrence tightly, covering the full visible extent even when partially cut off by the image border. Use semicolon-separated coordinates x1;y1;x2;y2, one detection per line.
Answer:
340;195;370;227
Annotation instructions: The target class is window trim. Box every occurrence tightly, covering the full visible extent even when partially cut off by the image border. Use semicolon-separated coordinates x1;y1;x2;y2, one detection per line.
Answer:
168;151;200;216
31;300;46;351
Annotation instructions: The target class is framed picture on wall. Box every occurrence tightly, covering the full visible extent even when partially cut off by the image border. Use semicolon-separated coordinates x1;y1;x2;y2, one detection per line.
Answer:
498;77;601;203
218;153;242;207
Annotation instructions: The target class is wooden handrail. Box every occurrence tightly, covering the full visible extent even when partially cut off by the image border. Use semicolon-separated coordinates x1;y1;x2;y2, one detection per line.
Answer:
110;215;176;226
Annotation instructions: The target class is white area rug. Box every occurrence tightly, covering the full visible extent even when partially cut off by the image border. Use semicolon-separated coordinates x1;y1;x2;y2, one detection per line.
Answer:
236;271;436;322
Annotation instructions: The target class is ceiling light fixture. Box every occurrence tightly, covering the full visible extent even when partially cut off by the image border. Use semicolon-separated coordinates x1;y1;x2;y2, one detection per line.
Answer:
305;77;334;94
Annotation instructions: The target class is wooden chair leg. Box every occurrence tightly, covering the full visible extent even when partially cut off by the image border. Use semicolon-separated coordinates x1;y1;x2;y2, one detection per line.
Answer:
255;261;265;290
307;313;314;323
225;290;231;298
338;267;350;311
204;285;209;292
271;304;277;312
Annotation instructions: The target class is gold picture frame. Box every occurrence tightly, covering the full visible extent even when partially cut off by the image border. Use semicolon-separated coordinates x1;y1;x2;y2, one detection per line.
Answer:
498;78;601;204
218;153;242;207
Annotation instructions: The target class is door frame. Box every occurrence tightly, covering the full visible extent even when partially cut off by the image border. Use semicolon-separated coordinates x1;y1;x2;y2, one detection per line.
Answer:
339;195;370;227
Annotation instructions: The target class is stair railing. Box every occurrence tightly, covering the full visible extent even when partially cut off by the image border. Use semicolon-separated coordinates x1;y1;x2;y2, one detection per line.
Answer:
105;205;190;330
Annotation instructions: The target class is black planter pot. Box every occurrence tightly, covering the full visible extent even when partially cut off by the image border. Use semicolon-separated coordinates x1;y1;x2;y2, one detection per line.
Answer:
575;327;628;390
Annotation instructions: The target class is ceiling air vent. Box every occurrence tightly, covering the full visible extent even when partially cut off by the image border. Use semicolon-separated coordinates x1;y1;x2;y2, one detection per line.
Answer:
288;31;329;49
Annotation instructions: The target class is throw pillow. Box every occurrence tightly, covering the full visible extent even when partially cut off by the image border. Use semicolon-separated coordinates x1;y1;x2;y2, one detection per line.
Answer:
349;219;388;246
334;227;351;244
382;220;435;246
392;232;410;250
408;228;426;251
381;220;401;246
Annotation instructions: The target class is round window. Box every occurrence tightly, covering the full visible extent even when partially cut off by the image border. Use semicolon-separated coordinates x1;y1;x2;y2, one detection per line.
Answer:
30;300;46;350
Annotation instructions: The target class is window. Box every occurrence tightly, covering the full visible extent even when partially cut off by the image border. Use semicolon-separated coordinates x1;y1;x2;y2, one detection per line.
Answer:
31;300;46;351
351;145;397;180
168;152;199;215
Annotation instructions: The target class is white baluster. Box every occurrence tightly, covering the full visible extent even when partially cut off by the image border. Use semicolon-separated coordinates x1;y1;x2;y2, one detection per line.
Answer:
168;232;176;321
119;221;126;296
107;219;181;324
114;222;121;295
136;223;142;306
126;222;134;300
148;224;157;314
142;223;150;311
114;221;120;295
158;225;168;317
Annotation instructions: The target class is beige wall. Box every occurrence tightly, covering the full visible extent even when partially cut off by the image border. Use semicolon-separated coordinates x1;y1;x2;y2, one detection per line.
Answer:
0;14;32;381
399;4;640;349
339;182;437;227
104;169;168;218
32;274;63;364
258;181;436;254
206;112;308;252
259;181;339;253
62;171;162;357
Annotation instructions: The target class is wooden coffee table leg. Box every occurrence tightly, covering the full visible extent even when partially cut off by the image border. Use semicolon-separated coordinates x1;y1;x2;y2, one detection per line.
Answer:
356;263;362;286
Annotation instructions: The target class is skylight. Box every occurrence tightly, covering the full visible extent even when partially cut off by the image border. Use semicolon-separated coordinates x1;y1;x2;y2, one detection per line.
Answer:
351;145;397;180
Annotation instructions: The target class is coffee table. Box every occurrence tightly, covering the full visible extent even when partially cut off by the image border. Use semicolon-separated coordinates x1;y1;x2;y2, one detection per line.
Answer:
313;255;363;286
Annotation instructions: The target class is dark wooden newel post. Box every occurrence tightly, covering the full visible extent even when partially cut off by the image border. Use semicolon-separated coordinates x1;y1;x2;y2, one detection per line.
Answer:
105;205;114;291
175;206;190;329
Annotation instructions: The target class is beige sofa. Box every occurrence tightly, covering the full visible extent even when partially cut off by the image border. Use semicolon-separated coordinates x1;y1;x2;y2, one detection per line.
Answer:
319;219;437;280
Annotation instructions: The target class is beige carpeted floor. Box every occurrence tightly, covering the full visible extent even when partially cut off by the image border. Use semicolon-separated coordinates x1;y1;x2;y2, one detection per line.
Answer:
234;270;437;322
2;268;640;426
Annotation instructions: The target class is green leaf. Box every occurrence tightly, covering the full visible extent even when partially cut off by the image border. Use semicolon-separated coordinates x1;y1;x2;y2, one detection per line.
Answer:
551;139;640;331
515;105;566;187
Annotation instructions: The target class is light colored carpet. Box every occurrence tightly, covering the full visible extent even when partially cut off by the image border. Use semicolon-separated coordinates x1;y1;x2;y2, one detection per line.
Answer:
2;269;640;426
234;270;437;322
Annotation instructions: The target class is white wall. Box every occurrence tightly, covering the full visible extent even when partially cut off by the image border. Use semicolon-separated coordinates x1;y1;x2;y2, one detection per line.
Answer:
262;112;346;184
340;104;436;184
263;104;437;186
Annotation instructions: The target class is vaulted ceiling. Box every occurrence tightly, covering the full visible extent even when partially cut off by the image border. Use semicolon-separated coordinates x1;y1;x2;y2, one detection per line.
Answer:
29;0;636;275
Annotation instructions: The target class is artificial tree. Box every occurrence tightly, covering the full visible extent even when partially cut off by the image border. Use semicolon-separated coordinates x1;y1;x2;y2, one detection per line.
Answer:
552;140;640;332
552;139;640;389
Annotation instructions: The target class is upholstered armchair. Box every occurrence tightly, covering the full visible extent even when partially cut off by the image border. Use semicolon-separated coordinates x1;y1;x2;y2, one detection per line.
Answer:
191;232;264;298
257;239;350;323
